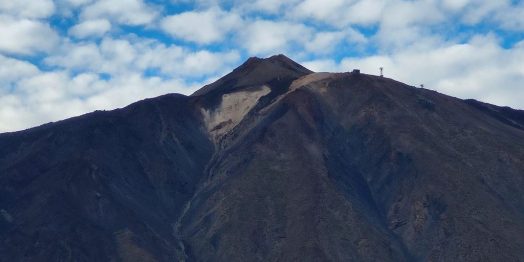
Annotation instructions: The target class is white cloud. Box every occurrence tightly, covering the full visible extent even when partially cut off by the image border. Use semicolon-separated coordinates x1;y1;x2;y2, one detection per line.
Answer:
69;19;111;38
290;0;385;27
45;42;103;72
305;29;368;55
460;0;510;25
0;54;39;90
81;0;158;25
0;0;55;19
372;1;445;49
493;3;524;31
167;50;240;76
64;0;94;7
18;72;72;103
54;0;94;17
241;0;286;14
161;8;242;44
0;60;200;132
286;0;519;51
305;31;346;54
441;0;472;11
238;20;312;55
291;0;348;25
288;0;515;31
301;59;340;72
81;74;192;110
237;0;301;14
98;38;137;73
46;37;241;78
137;44;240;77
45;38;138;75
1;0;524;133
0;31;243;132
380;1;444;29
345;0;385;25
0;16;59;55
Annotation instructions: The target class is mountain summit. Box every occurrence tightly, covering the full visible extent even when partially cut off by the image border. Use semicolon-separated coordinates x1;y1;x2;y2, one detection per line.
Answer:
1;56;524;261
191;54;312;97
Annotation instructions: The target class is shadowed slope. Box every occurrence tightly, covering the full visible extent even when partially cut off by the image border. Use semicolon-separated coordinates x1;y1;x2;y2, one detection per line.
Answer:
0;95;214;261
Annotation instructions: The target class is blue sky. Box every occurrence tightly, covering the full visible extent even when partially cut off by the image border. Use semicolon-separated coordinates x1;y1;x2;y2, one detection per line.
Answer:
0;0;523;132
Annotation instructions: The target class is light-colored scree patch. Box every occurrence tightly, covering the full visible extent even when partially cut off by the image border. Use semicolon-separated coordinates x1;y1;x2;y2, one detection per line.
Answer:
202;85;271;142
259;72;338;115
289;72;334;91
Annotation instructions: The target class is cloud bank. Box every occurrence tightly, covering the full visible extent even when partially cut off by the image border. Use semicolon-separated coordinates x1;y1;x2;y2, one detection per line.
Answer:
0;0;523;132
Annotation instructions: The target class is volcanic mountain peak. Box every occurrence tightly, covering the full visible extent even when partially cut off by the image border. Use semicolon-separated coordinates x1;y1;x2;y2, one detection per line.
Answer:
2;55;524;261
191;54;312;97
193;55;317;141
231;54;312;77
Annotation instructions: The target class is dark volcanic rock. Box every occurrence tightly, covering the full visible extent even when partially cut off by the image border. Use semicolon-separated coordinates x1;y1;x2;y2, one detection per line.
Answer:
1;55;523;261
191;54;312;97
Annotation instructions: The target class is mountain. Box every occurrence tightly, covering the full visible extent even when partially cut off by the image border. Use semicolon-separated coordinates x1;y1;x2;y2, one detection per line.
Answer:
1;54;524;261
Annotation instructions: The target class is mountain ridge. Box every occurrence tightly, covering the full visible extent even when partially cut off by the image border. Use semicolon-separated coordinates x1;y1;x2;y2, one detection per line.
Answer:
1;55;523;261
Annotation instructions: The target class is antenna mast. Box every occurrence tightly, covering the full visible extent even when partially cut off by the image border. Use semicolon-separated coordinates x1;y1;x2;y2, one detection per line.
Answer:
380;67;383;77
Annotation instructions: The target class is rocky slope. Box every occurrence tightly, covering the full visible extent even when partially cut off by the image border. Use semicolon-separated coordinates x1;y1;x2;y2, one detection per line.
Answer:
1;55;523;261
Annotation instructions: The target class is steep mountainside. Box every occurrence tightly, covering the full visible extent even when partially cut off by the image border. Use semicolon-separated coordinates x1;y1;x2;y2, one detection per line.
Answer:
1;55;523;261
